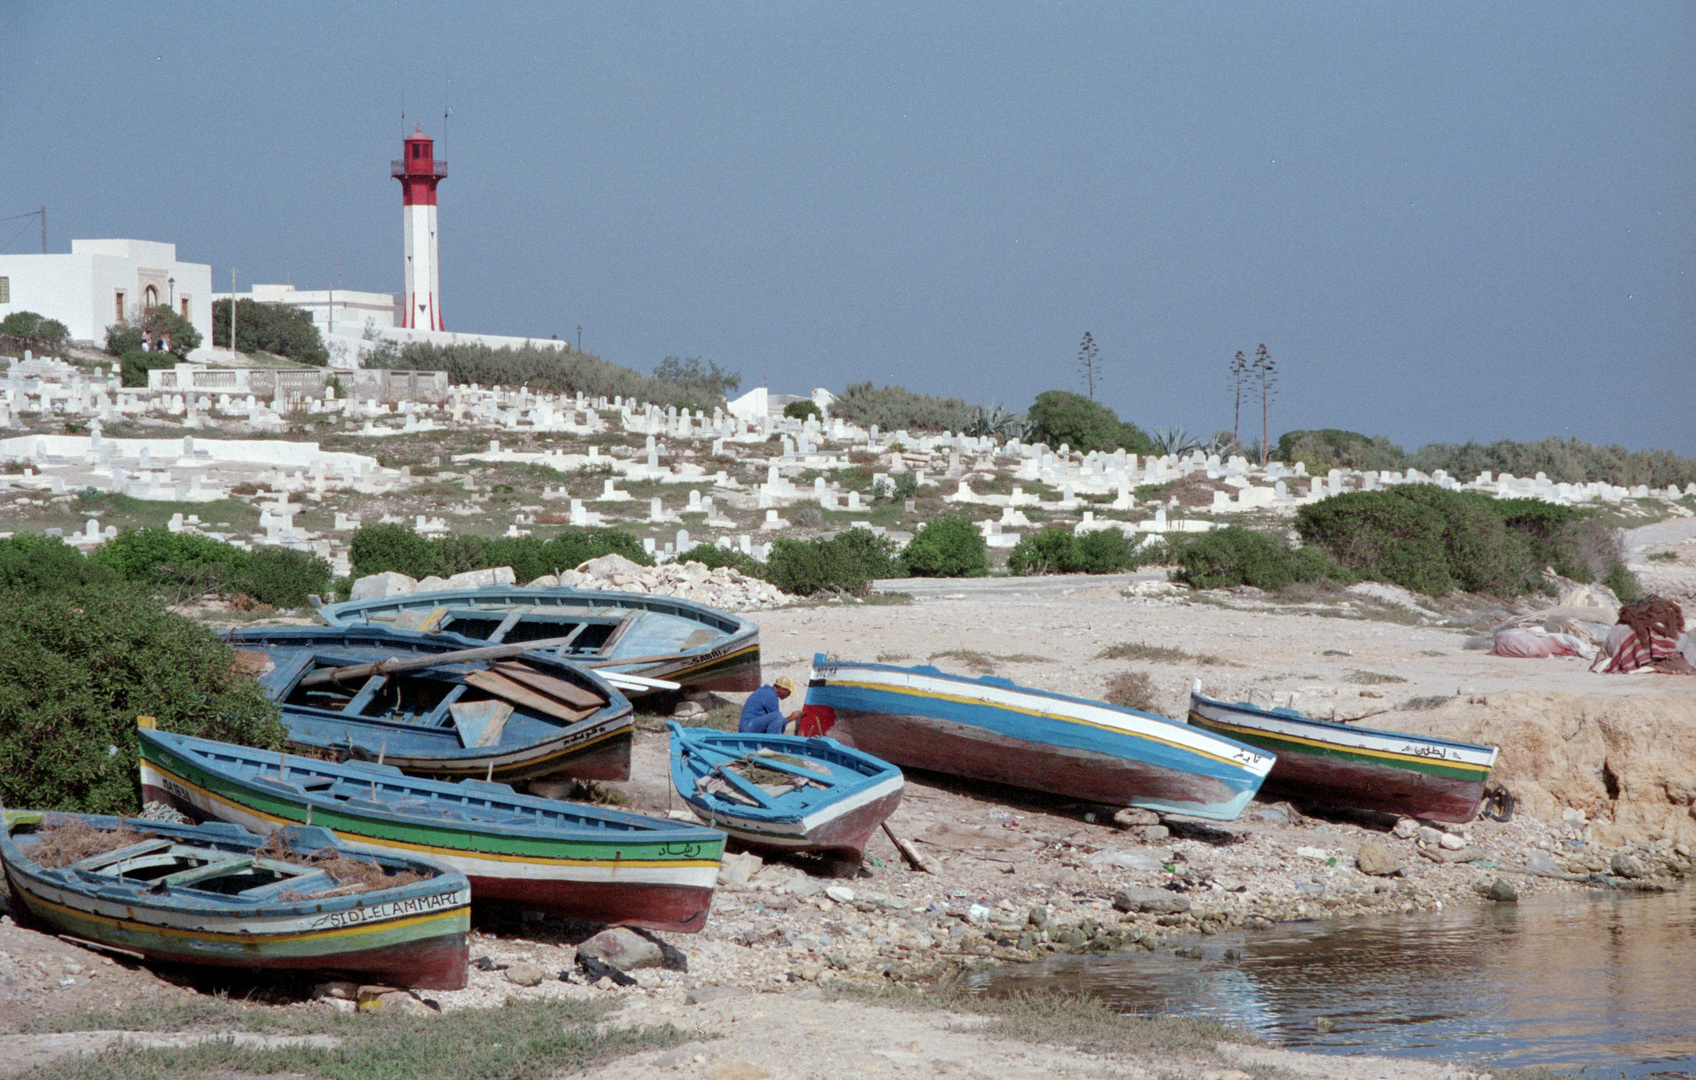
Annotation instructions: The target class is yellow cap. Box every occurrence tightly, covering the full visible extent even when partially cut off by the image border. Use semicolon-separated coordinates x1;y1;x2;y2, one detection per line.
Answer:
774;675;796;693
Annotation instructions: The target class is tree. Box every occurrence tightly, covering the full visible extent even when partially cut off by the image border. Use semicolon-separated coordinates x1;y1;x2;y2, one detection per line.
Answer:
1229;350;1249;450
0;311;69;356
653;356;741;407
1026;390;1156;455
140;304;201;357
212;299;328;365
1252;343;1277;465
1077;332;1101;400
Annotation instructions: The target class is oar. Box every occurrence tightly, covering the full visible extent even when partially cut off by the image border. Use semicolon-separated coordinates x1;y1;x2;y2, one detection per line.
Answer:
294;637;583;689
601;672;681;693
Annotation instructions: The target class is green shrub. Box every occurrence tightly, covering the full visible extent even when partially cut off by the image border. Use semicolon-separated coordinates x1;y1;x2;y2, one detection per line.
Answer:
761;528;900;596
783;399;822;422
347;523;653;581
901;515;988;577
1074;529;1145;574
830;381;975;433
212;298;329;365
370;341;709;410
239;547;333;608
104;322;145;356
1296;486;1634;599
1171;527;1350;591
0;310;69;356
0;533;116;592
1407;436;1696;490
90;527;251;597
0;585;284;816
119;348;176;388
1276;429;1406;472
1025;390;1156;455
1007;527;1078;575
677;543;766;578
653;356;742;410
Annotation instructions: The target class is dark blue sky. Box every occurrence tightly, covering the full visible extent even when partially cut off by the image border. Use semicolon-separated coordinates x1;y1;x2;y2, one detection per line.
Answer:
4;3;1692;454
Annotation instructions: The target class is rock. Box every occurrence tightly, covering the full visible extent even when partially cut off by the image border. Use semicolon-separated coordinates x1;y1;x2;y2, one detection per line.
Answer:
1417;845;1471;864
1611;852;1650;879
1525;848;1565;876
1113;808;1160;828
1085;849;1164;871
1027;906;1048;929
356;987;435;1014
1173;945;1205;959
1480;878;1519;903
824;886;855;904
447;566;517;590
1112;886;1190;915
1134;825;1171;842
684;986;743;1006
312;980;359;1000
349;571;417;601
718;851;763;887
1296;846;1328;860
1356;841;1404;877
1439;832;1467;851
527;574;560;588
505;962;546;987
1391;818;1421;839
577;927;664;970
672;700;707;719
655;1040;708;1069
1417;826;1445;845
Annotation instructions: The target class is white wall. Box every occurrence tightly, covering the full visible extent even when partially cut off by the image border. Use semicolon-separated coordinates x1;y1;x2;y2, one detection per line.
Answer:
0;240;213;346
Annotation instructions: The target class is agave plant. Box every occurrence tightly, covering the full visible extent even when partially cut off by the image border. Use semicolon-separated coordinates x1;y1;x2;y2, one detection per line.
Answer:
963;404;1029;440
1151;427;1204;456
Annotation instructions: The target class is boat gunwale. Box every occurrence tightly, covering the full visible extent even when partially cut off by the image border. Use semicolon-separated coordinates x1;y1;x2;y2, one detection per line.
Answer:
317;587;759;641
1188;690;1498;766
666;723;904;827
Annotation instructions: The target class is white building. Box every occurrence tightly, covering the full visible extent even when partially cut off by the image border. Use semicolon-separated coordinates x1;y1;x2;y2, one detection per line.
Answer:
229;283;401;336
0;239;213;345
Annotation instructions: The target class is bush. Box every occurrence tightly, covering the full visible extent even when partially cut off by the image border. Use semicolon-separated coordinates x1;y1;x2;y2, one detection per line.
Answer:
830;381;975;433
1007;527;1148;576
120;348;176;388
105;322;146;356
212;298;328;365
90;527;251;597
1103;671;1161;713
1025;390;1156;455
346;524;653;581
901;515;988;577
1276;429;1406;473
1171;527;1350;591
0;310;69;356
677;543;766;578
1295;487;1634;599
654;356;741;408
239;547;333;608
368;340;707;411
761;528;901;597
0;533;116;592
0;584;284;816
783;399;822;422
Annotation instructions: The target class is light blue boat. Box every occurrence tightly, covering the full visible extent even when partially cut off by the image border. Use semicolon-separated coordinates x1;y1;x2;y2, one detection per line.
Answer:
802;654;1275;821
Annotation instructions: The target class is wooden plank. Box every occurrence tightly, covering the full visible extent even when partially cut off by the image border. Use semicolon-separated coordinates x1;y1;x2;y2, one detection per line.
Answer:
463;670;599;724
294;636;583;689
488;661;604;709
450;699;515;748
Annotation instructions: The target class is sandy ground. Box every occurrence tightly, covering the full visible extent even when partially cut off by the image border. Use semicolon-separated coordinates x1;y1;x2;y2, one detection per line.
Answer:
3;556;1694;1078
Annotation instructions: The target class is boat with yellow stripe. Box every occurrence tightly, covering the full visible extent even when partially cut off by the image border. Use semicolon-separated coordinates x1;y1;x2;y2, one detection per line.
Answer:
138;727;725;932
801;655;1274;821
315;586;762;697
1187;683;1499;823
0;810;470;989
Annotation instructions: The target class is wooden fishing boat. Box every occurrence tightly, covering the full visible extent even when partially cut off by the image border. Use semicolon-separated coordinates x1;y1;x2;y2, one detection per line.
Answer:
138;726;726;932
229;626;635;783
315;587;761;695
666;723;904;859
0;810;470;989
802;655;1274;821
1187;685;1499;823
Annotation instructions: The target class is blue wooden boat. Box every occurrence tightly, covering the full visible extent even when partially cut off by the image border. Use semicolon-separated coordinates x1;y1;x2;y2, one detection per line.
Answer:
666;723;904;859
229;625;635;783
802;655;1276;821
315;587;762;696
0;809;470;989
138;726;727;932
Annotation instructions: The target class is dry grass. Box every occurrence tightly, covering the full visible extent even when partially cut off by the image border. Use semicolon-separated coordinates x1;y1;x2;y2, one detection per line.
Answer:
1096;641;1230;665
1345;670;1408;685
1103;671;1160;713
1399;695;1453;711
928;650;1052;675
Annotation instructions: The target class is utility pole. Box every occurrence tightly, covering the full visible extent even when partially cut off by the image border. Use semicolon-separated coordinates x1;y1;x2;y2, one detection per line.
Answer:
230;268;238;357
40;205;46;254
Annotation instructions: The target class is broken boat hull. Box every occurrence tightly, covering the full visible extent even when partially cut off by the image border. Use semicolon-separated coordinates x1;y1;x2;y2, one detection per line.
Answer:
803;656;1273;821
229;626;635;784
137;728;726;933
315;587;762;695
1187;688;1498;823
0;811;470;989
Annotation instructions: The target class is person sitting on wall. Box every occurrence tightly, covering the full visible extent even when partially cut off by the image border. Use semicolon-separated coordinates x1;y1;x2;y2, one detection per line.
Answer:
738;675;797;735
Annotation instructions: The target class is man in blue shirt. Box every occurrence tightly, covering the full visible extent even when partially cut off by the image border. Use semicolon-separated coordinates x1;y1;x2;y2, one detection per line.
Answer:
738;675;796;734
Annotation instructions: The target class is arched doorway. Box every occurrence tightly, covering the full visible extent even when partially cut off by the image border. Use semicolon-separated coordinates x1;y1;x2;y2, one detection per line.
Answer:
144;284;159;308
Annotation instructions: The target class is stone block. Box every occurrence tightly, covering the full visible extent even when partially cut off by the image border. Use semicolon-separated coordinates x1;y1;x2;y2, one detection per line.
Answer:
446;566;517;590
576;927;664;970
349;571;418;601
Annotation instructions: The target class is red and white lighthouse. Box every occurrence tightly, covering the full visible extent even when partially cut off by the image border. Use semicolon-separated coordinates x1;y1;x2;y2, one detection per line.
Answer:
392;125;447;330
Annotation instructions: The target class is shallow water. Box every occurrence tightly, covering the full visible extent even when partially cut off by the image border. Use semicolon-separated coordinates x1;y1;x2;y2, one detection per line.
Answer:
965;886;1696;1078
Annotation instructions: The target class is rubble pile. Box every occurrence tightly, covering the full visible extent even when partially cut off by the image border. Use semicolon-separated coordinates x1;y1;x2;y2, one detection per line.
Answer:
345;554;791;613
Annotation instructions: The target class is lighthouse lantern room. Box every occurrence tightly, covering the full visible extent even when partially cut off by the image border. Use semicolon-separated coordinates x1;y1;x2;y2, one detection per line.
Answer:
391;125;448;331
